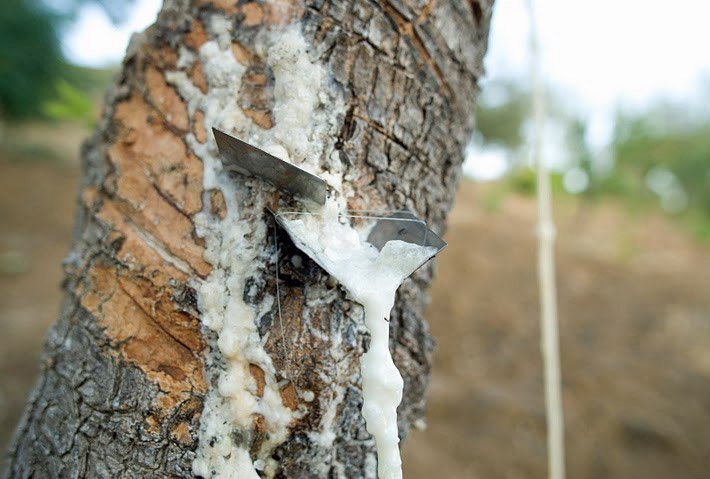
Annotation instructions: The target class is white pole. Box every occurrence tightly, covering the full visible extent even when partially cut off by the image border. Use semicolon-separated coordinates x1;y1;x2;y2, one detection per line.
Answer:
526;1;566;479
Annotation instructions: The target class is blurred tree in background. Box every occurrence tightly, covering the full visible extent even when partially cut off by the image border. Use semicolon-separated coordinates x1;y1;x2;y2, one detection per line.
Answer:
0;0;132;120
608;106;710;239
0;0;63;117
474;80;710;240
474;80;529;150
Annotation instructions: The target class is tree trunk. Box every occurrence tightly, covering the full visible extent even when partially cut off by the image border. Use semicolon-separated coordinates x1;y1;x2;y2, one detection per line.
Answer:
4;0;492;477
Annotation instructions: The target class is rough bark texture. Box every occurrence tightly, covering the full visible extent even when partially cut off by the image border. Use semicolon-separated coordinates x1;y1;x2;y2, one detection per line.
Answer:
4;0;492;477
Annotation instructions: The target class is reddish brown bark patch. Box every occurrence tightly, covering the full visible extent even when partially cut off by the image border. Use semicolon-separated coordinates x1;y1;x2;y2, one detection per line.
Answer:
145;66;189;131
232;42;256;65
279;382;298;411
78;261;206;408
244;109;274;129
72;60;214;418
170;422;193;445
193;109;208;144
185;19;208;51
242;2;265;26
250;364;266;397
109;95;210;276
238;56;275;130
209;188;228;220
191;61;209;94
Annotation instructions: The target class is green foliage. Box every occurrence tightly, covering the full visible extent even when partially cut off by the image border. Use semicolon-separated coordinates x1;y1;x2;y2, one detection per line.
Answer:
62;63;116;96
42;80;94;126
0;0;63;117
474;77;710;240
610;112;710;216
508;167;536;196
601;110;710;239
0;0;131;119
475;81;568;151
506;167;567;197
475;81;529;149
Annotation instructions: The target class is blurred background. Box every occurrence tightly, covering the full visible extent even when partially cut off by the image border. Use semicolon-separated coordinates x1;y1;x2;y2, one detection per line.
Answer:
1;0;710;477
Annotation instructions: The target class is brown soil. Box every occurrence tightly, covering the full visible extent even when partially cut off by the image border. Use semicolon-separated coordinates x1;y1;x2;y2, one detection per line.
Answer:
403;185;710;478
2;124;710;477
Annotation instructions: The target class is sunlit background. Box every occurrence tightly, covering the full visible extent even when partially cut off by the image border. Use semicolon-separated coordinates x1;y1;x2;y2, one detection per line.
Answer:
2;0;710;477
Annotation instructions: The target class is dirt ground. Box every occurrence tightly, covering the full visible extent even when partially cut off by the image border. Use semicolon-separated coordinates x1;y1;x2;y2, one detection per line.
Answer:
402;185;710;478
2;123;710;478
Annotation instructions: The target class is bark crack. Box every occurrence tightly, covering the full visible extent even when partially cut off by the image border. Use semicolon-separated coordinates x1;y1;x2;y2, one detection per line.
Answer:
380;0;453;96
115;275;197;361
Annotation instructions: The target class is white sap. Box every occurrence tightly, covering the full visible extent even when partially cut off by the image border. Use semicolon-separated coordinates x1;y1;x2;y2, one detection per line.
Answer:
166;19;346;477
280;208;436;479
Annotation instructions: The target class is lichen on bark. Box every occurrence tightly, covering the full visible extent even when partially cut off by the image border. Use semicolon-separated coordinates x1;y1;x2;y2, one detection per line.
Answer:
4;0;493;477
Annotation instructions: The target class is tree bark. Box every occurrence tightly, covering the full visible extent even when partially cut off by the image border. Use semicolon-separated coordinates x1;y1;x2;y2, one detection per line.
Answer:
4;0;492;477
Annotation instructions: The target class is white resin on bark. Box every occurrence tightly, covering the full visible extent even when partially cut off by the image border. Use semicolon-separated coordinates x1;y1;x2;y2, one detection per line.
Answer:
165;17;345;478
281;207;437;479
164;13;426;478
